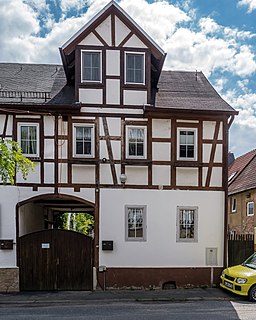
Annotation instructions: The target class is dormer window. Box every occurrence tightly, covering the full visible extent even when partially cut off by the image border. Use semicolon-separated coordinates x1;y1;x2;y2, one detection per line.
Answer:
125;52;145;84
81;50;101;82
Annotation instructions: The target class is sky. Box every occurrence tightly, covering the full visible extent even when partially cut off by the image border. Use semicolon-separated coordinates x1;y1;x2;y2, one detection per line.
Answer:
0;0;256;158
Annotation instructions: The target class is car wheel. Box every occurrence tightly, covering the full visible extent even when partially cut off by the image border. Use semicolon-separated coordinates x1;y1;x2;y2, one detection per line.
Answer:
249;285;256;302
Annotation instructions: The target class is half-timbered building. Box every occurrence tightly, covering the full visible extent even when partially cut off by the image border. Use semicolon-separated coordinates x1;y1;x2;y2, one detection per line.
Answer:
0;1;237;291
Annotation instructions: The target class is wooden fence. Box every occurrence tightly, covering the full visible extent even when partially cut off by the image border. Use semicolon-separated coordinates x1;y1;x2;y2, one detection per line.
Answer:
228;234;254;267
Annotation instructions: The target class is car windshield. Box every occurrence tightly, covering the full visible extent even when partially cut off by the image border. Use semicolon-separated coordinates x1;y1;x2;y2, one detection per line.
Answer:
242;253;256;270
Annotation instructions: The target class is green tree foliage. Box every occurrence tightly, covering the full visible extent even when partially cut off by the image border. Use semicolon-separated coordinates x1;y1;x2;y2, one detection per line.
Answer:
55;212;94;236
0;139;34;185
73;213;94;235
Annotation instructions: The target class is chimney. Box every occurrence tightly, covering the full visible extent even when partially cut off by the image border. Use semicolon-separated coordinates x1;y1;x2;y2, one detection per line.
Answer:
228;152;235;166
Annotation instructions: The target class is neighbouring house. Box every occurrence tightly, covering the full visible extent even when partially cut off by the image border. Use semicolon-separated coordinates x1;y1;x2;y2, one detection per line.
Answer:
228;150;256;236
0;1;237;292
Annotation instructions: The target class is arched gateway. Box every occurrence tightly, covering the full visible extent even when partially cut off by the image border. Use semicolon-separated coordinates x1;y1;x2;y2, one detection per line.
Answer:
17;194;94;291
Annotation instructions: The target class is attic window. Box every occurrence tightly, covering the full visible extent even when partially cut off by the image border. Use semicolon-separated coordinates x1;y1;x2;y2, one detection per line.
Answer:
228;171;237;183
81;50;101;82
125;52;145;84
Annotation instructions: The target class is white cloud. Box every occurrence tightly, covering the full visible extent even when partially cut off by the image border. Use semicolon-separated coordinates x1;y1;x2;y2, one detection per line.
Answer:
120;0;190;44
229;123;256;156
60;0;85;13
199;17;220;34
232;45;256;77
224;88;256;156
238;0;256;12
223;89;256;128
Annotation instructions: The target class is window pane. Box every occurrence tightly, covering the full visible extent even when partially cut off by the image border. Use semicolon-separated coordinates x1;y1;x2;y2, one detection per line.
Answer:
75;126;92;156
137;143;144;156
20;125;37;155
248;202;254;215
187;145;194;158
179;131;186;144
179;130;196;159
83;52;100;81
179;209;195;240
76;127;83;140
135;55;142;69
128;128;145;157
127;55;134;68
76;142;83;154
84;142;91;155
127;208;144;239
126;54;144;83
129;143;136;156
180;145;186;158
187;131;194;144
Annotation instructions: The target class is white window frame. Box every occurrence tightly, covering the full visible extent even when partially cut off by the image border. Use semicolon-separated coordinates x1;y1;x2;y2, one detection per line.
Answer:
81;50;102;83
125;52;145;85
73;123;95;158
177;128;198;161
247;201;254;216
18;123;39;157
176;206;198;243
231;197;237;213
125;205;147;241
126;126;147;159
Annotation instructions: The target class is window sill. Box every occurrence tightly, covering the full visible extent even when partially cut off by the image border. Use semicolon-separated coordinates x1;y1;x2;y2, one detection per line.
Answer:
70;158;97;164
123;159;151;165
174;160;200;167
79;82;104;88
26;156;41;161
123;83;146;89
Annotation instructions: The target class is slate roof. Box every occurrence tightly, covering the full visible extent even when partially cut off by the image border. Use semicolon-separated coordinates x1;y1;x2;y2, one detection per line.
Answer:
228;149;256;195
0;63;74;105
155;71;236;114
0;63;236;115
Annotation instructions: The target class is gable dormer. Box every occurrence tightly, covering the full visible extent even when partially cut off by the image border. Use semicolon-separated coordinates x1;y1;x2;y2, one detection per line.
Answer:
60;1;166;107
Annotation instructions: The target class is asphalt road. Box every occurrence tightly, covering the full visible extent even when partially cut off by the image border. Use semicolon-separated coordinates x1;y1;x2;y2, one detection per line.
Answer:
0;300;256;320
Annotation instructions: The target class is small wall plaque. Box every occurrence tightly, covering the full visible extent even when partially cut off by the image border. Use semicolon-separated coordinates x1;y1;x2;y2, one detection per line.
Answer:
42;243;50;249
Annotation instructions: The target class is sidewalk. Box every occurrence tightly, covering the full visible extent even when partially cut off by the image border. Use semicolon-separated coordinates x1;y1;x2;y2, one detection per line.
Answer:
0;288;242;305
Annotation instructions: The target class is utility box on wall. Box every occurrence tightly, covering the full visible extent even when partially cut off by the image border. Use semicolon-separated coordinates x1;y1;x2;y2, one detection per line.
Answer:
102;240;113;251
0;240;14;250
206;248;217;265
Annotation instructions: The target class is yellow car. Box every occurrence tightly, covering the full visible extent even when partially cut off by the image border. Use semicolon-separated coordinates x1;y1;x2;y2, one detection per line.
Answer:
220;252;256;302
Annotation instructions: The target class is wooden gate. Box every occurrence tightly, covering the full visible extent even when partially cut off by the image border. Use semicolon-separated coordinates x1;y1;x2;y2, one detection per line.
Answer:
228;234;254;267
19;229;93;291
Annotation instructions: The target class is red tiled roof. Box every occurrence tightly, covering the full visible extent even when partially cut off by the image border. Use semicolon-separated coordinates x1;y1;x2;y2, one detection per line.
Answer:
228;149;256;195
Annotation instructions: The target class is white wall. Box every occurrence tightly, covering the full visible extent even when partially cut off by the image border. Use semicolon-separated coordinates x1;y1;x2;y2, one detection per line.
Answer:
0;187;19;267
19;202;44;236
100;189;224;268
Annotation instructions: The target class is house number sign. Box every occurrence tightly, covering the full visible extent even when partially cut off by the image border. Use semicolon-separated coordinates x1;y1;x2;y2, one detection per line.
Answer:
41;243;50;249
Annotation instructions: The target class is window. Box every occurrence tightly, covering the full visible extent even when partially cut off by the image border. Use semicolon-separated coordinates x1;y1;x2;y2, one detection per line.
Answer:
81;51;101;82
18;123;39;157
247;202;254;216
125;52;145;84
126;126;147;159
125;205;146;241
177;207;198;242
73;124;94;157
177;128;197;160
231;197;237;213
